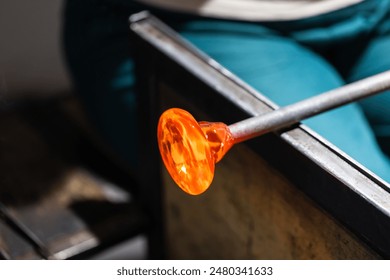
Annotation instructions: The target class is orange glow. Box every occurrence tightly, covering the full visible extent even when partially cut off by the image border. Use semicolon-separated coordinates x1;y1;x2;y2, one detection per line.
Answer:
157;108;234;195
199;121;234;163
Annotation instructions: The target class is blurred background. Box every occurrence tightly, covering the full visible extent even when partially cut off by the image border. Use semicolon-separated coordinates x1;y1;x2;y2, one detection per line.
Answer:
0;0;147;260
0;0;70;99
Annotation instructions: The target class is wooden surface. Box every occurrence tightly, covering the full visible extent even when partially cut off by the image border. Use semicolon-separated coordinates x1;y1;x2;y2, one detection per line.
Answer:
164;144;379;259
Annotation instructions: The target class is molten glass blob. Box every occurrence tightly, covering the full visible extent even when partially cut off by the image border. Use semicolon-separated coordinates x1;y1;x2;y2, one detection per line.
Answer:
157;108;234;195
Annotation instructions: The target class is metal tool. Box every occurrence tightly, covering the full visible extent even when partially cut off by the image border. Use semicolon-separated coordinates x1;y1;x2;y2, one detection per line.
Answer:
157;70;390;195
0;202;52;259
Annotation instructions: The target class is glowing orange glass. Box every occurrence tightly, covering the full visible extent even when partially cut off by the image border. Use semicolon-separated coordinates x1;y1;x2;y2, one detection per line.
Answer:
157;108;234;195
157;70;390;195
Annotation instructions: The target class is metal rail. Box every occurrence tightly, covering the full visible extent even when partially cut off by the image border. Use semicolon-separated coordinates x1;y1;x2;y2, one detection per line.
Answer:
229;70;390;143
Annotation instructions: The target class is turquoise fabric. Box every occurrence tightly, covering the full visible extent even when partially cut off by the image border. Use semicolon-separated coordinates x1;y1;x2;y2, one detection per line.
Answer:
63;0;390;181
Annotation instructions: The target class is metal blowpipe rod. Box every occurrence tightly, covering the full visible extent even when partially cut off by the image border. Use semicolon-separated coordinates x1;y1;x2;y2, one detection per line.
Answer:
229;70;390;143
157;70;390;195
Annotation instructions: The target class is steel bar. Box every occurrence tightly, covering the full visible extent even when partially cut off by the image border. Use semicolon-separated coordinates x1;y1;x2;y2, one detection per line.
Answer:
229;70;390;143
0;202;52;259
